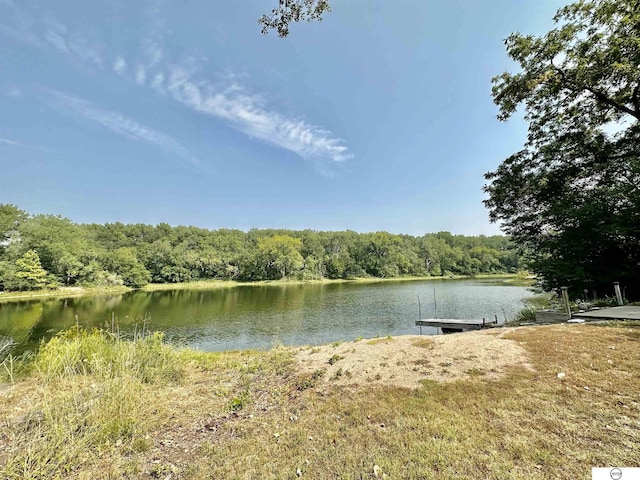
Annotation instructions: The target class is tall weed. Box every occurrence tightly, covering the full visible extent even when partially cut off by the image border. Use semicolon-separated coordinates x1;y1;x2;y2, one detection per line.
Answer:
33;326;182;383
1;327;183;479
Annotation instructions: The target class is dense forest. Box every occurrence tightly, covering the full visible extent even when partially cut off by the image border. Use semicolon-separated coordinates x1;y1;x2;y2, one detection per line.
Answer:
0;204;522;291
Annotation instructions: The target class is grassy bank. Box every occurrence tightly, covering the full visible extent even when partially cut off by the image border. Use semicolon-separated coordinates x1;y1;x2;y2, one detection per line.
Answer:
0;286;132;303
1;322;639;479
0;273;531;302
140;274;527;291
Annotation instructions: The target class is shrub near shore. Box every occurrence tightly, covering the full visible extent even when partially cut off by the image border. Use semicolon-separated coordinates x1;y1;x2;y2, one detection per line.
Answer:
1;323;639;479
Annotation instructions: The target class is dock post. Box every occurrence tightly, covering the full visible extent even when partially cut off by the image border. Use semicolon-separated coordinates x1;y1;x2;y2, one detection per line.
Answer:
561;287;571;319
417;296;423;335
614;282;624;306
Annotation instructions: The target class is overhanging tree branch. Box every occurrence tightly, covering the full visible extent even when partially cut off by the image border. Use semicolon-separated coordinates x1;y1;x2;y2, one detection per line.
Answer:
259;0;331;37
584;86;640;121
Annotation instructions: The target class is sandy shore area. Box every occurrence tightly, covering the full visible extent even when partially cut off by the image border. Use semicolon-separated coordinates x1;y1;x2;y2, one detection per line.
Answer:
295;329;535;388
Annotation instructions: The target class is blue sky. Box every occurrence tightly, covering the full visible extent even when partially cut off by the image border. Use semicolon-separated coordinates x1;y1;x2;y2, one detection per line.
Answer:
0;0;564;235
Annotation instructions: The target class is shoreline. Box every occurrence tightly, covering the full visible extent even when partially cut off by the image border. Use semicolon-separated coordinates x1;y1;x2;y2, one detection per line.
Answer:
1;322;638;478
0;273;532;302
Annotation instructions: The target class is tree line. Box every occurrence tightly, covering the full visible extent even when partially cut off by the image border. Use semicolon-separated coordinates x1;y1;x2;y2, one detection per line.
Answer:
0;204;522;291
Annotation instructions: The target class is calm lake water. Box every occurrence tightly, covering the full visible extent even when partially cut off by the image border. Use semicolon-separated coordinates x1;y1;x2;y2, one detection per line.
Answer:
0;279;533;353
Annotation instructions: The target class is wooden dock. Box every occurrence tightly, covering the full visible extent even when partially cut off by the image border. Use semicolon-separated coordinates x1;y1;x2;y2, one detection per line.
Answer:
571;305;640;321
416;318;497;334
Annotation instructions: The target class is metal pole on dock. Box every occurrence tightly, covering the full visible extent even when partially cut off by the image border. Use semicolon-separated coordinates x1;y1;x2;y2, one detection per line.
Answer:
417;296;422;335
561;287;571;319
614;282;624;306
433;284;437;319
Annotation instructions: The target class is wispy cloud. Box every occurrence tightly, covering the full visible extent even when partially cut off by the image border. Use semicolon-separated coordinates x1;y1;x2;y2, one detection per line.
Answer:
113;56;127;76
151;72;165;91
0;136;54;152
1;1;352;169
45;90;199;166
41;17;104;68
143;40;164;67
135;65;147;86
0;137;20;146
4;87;22;97
0;1;44;47
42;17;68;53
125;4;352;168
150;62;352;165
0;3;104;68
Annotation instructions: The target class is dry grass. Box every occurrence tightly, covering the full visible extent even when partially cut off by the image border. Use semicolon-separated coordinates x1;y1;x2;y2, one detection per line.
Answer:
365;336;394;345
1;323;639;479
411;337;435;349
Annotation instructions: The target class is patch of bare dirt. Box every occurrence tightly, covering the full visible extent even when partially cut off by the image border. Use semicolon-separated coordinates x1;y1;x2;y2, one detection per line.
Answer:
295;330;534;389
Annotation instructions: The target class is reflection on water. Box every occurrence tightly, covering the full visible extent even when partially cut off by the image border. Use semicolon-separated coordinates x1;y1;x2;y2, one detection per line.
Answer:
0;279;533;353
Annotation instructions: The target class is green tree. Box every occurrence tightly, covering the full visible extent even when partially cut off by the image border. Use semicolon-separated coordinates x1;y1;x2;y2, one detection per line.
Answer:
79;261;124;287
207;229;249;280
140;239;175;282
17;214;90;285
256;235;304;279
9;250;52;291
484;0;640;298
0;204;27;247
356;232;406;278
102;247;151;288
